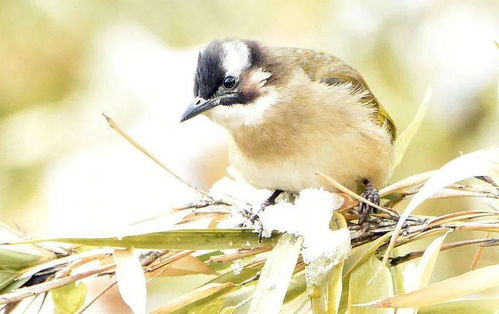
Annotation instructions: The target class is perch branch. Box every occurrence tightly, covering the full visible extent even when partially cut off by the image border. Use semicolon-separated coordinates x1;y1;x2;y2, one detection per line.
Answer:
389;238;499;266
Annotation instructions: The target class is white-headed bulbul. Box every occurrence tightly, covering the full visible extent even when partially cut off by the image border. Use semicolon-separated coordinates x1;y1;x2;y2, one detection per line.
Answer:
181;39;396;222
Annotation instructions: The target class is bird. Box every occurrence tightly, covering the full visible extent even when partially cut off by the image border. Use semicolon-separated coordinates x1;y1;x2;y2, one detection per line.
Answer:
180;39;396;223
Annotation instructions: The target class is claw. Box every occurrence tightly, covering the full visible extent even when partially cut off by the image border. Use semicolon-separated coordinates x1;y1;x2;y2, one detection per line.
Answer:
359;179;380;226
240;190;283;242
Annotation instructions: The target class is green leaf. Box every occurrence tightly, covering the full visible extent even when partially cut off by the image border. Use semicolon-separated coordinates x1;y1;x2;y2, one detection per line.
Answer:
0;270;19;291
0;247;43;270
388;247;409;296
15;229;278;250
327;261;344;313
380;147;499;275
393;87;431;169
248;234;303;313
151;283;235;313
208;264;262;285
188;296;228;314
338;275;350;314
416;233;448;288
217;270;307;313
220;305;236;314
51;282;88;314
364;264;499;308
283;272;307;304
348;256;394;314
343;232;393;279
397;233;448;314
0;276;30;294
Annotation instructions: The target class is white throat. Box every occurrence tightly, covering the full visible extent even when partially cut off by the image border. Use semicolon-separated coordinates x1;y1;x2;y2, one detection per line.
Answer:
209;89;279;130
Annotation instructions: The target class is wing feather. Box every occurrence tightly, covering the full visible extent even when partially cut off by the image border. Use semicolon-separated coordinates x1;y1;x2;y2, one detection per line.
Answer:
273;47;396;142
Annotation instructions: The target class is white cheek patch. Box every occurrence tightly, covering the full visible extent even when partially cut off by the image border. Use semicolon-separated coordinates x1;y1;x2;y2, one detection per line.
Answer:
250;68;272;87
210;89;279;129
222;41;250;75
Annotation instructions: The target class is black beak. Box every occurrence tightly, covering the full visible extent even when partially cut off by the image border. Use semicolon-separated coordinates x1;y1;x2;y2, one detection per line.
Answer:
180;97;219;122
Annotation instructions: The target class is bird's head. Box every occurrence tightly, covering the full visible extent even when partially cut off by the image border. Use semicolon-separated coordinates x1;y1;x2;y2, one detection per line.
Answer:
181;39;283;129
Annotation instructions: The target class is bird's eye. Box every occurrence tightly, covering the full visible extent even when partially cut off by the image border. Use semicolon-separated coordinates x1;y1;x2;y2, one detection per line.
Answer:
223;76;237;89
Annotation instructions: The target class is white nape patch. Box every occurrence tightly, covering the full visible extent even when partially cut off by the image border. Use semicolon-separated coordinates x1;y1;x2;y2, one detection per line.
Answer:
209;89;279;129
222;41;250;75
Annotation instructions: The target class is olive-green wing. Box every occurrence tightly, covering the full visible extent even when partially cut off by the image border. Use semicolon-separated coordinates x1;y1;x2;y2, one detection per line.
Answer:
274;47;396;142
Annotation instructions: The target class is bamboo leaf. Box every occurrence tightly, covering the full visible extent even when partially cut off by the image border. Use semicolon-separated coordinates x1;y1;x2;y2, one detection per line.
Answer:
389;247;412;296
393;87;431;169
0;276;30;294
363;264;499;308
248;233;303;314
283;272;307;304
338;275;350;314
398;233;448;314
0;248;44;270
147;254;216;277
380;147;499;276
220;305;236;314
51;282;87;314
113;248;147;314
416;233;447;288
344;232;393;279
327;261;344;314
12;229;277;250
208;264;262;285
348;256;394;314
151;282;235;313
0;270;19;291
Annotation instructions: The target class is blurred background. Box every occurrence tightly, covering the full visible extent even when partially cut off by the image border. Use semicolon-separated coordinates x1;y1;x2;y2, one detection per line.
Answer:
0;0;497;312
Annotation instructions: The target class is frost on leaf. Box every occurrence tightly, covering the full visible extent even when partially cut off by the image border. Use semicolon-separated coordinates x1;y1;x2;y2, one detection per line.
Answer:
259;189;351;286
210;171;352;286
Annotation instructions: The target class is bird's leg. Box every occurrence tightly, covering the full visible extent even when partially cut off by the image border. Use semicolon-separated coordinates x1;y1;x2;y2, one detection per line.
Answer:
249;189;283;223
359;179;380;226
240;190;282;242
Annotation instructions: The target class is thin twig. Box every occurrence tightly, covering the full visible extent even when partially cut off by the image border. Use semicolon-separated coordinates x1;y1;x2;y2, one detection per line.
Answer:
130;201;231;227
78;281;117;314
18;249;111;283
389;238;499;266
316;171;399;217
21;294;39;314
0;221;59;256
36;292;47;314
145;250;194;275
470;232;492;270
102;113;212;199
426;210;498;228
209;247;272;264
0;264;115;305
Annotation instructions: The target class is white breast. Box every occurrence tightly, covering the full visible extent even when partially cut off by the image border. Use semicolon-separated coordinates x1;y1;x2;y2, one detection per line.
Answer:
229;129;393;193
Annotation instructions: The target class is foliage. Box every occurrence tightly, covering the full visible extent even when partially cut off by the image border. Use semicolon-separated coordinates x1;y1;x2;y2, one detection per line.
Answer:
0;116;497;313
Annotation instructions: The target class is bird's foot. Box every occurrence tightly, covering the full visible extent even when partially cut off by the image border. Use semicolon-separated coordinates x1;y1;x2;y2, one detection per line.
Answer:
359;179;380;227
239;190;283;242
